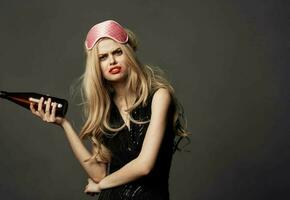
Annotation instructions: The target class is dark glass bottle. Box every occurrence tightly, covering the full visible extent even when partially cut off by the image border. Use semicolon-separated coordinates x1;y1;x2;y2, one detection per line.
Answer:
0;91;68;117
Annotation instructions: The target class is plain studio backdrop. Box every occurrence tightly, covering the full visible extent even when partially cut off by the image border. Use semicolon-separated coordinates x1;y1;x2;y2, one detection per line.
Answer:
0;0;289;200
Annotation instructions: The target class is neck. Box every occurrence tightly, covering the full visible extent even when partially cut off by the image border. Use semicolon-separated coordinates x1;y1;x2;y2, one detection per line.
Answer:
111;81;134;104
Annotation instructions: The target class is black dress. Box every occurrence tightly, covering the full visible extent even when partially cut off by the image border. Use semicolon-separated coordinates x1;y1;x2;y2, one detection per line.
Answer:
98;93;175;200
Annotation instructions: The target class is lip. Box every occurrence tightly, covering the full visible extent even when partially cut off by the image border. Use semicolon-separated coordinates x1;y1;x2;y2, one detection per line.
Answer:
109;66;122;74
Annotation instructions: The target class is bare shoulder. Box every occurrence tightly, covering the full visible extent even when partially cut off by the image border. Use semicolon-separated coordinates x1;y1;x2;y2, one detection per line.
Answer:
151;88;171;108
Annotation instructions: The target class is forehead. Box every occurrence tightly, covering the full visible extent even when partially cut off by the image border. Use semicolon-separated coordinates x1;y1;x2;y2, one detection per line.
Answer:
97;38;121;54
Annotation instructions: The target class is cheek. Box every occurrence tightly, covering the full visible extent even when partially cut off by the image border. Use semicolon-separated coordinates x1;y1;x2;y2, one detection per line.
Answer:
117;54;128;64
101;67;108;79
99;63;108;76
119;58;129;70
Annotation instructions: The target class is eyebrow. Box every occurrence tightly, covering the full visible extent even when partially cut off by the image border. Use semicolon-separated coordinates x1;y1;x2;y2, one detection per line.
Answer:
98;48;121;56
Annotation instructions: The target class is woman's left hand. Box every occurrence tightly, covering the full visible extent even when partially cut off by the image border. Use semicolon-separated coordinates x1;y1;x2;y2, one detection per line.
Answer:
84;178;101;196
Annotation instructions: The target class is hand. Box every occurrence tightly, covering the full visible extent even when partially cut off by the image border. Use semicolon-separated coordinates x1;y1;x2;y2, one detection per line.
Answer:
29;97;65;126
84;178;101;196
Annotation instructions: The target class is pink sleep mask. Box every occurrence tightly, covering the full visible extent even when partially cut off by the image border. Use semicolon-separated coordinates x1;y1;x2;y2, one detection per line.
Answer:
85;20;129;50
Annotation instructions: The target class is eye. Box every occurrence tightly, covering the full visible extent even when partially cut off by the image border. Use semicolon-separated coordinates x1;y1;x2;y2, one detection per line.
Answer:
114;49;123;55
99;54;107;61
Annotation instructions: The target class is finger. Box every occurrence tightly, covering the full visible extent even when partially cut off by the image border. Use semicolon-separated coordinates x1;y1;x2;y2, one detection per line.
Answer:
30;103;40;117
49;102;57;122
29;97;40;104
84;187;93;194
38;97;43;111
88;178;94;184
44;98;52;120
45;98;51;114
30;102;36;113
38;97;45;116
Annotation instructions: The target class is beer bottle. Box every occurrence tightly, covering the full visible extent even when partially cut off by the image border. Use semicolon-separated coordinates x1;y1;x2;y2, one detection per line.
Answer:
0;91;68;117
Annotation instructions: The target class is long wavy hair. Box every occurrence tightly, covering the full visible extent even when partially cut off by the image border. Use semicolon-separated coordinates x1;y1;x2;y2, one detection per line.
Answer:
78;28;189;163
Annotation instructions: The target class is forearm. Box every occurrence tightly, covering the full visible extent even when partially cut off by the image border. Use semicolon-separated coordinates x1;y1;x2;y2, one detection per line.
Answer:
99;158;147;190
61;119;106;181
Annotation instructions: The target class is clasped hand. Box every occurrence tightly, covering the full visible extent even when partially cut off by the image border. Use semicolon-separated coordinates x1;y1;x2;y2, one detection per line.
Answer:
84;178;101;196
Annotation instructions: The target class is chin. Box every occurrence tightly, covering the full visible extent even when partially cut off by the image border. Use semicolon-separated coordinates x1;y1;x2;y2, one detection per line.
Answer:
106;73;128;82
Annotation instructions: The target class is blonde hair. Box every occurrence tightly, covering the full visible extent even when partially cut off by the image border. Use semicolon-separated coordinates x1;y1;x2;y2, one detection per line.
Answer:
78;28;189;163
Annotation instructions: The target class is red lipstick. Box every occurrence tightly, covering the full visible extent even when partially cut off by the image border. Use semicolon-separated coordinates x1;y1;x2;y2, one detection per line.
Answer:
109;66;122;74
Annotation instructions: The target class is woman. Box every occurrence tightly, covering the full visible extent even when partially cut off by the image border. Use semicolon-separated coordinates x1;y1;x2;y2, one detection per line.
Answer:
29;20;188;199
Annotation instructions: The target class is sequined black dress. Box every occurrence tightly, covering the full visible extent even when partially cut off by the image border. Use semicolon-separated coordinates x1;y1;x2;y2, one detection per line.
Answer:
98;93;175;200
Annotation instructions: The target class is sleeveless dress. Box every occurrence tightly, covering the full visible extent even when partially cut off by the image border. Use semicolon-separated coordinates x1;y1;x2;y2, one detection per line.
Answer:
98;92;175;200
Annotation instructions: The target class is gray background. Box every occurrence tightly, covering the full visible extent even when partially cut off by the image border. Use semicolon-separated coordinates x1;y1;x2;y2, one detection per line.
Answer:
0;0;289;199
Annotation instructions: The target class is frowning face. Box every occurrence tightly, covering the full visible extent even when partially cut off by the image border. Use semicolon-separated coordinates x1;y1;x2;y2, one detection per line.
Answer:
97;38;129;83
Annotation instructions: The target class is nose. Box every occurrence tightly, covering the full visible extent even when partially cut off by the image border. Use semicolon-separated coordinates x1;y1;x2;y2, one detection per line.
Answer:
108;54;117;65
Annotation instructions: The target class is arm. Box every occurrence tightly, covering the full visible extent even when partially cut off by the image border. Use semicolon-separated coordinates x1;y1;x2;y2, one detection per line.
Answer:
61;120;107;182
98;88;171;190
29;97;107;182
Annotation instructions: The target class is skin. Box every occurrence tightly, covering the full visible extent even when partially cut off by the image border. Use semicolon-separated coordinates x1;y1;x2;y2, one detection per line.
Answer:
97;39;131;129
29;38;172;196
98;39;129;83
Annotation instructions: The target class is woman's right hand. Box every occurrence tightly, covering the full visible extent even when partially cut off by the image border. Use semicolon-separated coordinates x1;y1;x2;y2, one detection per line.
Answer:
29;97;66;126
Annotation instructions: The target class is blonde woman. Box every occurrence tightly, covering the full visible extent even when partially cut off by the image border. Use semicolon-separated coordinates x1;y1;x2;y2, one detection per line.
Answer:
29;20;188;200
